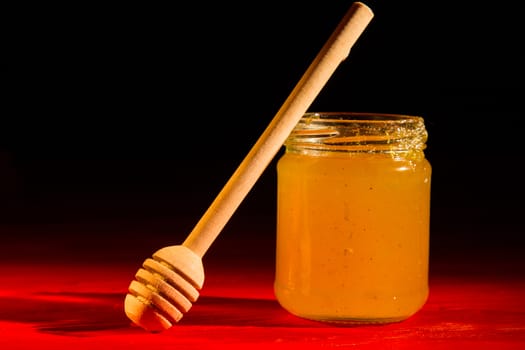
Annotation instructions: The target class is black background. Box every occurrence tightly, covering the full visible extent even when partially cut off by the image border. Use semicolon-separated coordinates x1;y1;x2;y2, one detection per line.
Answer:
1;1;523;263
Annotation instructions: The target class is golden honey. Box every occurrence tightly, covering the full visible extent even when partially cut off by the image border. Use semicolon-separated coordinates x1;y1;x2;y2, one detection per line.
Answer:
274;112;431;323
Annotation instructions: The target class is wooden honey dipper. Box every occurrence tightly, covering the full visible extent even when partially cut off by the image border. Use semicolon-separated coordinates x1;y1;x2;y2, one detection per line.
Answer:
125;2;374;332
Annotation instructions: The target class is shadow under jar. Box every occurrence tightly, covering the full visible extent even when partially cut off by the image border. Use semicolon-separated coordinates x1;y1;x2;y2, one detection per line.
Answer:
274;112;431;324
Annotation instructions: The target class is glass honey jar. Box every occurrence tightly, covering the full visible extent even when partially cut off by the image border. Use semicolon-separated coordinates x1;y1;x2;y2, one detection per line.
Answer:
274;112;431;323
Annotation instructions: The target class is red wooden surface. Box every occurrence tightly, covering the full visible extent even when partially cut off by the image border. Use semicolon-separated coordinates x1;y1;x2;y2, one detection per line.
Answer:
1;229;524;350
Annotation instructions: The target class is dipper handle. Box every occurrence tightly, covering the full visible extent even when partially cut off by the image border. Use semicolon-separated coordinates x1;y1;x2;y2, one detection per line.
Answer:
183;2;374;257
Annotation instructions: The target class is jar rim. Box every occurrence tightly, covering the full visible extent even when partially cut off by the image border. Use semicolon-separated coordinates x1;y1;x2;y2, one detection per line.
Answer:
286;112;428;157
303;112;424;123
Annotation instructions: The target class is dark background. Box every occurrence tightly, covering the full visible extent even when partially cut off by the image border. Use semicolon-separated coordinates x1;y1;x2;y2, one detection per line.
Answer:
1;1;523;264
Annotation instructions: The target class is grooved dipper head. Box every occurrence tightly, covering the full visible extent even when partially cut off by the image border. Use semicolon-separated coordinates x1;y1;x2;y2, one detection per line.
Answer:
124;245;205;332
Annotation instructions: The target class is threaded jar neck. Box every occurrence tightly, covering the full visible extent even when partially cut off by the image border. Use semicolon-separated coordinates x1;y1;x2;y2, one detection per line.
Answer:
285;112;428;159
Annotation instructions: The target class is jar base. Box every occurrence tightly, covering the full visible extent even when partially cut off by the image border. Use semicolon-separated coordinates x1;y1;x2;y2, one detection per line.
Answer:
304;315;411;325
288;314;411;326
275;287;428;326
